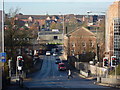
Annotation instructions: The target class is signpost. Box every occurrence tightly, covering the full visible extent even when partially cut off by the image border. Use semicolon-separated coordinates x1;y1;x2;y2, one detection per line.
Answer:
0;52;6;63
0;52;6;90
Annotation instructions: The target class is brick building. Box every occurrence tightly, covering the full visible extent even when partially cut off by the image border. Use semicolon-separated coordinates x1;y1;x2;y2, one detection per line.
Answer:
64;27;96;62
105;1;120;61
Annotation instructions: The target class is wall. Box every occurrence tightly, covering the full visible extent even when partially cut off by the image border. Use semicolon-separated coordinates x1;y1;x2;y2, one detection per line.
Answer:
89;65;108;77
75;62;89;72
101;78;120;85
37;32;63;44
75;62;108;77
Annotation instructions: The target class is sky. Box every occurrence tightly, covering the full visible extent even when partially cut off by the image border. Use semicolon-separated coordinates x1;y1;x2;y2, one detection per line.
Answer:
0;0;117;15
3;0;117;2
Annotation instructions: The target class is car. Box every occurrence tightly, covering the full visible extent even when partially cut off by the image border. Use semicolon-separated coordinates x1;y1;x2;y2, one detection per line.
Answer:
53;53;57;56
58;63;66;71
55;58;61;64
46;51;51;56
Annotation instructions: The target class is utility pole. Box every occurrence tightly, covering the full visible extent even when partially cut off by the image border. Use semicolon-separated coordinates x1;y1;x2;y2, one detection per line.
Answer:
63;14;65;36
0;1;5;90
2;0;4;53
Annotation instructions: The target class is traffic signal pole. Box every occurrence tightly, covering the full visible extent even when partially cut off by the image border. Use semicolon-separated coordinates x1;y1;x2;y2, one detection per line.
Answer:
16;56;24;79
115;66;117;79
111;56;117;79
2;0;4;53
16;60;18;79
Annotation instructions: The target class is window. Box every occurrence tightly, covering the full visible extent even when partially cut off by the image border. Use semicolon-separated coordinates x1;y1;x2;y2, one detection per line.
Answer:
82;42;86;47
54;36;58;39
114;18;120;59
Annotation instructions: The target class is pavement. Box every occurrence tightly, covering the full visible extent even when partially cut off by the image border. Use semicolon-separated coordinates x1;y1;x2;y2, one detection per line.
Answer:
3;57;43;90
60;54;120;89
3;54;120;89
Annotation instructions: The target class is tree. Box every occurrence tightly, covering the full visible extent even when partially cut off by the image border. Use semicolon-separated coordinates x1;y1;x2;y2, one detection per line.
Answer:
5;9;32;58
5;9;33;73
50;22;57;29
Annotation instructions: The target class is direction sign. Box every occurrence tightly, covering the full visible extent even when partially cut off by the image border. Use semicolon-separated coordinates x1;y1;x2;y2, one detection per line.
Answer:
0;53;6;63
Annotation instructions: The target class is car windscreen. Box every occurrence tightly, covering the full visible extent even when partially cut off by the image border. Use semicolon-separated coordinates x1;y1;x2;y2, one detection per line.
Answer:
60;64;65;67
56;59;60;61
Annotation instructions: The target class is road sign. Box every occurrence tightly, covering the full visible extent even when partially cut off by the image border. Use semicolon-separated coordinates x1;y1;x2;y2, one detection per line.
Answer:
0;52;6;63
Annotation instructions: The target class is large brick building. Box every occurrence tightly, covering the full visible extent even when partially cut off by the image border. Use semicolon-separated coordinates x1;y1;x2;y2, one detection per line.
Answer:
64;27;96;61
105;1;120;61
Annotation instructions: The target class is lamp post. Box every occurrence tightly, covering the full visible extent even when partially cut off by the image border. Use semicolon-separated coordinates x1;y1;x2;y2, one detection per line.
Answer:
2;0;4;53
59;12;65;43
62;14;65;36
62;14;65;48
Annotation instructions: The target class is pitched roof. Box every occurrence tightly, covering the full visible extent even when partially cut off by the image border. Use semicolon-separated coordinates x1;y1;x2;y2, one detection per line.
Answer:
17;15;47;20
68;27;95;37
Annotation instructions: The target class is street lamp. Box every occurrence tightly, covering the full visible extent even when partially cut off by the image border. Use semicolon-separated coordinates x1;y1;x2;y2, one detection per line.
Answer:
59;12;65;43
2;0;4;53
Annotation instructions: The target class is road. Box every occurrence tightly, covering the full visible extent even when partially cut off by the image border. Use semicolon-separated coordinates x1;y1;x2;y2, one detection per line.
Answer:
24;55;110;89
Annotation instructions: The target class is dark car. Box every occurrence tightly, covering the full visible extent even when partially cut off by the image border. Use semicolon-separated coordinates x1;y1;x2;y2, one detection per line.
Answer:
55;58;61;64
58;63;66;71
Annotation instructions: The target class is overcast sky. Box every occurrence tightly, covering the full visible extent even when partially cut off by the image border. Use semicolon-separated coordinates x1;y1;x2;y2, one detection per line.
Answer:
3;0;117;2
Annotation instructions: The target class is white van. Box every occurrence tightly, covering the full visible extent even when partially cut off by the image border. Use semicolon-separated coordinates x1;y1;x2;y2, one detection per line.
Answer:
46;51;51;56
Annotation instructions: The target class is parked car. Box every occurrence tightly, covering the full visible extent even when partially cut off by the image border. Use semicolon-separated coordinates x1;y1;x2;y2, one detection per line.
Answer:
55;58;61;64
46;51;51;56
53;53;57;56
58;63;66;71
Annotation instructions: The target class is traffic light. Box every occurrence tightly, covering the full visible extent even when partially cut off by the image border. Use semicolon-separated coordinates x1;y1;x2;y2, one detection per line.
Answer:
17;56;24;70
111;56;116;67
103;57;108;67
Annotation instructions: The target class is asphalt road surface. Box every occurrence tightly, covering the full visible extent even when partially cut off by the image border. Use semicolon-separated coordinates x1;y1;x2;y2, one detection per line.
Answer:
24;55;111;89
